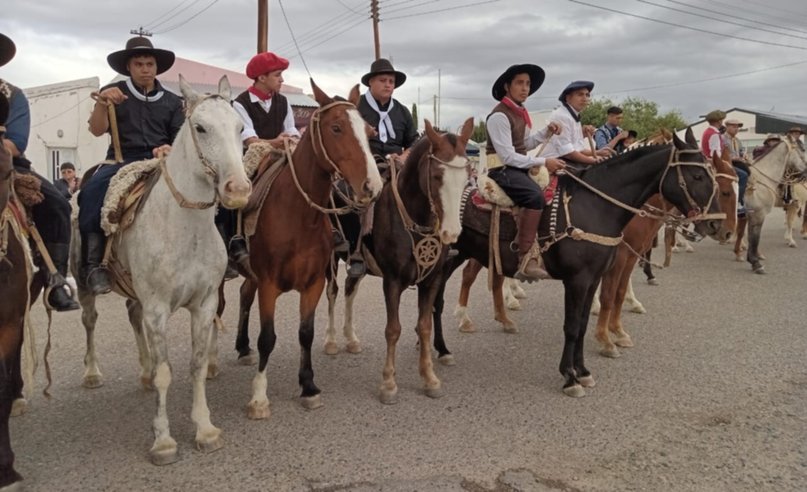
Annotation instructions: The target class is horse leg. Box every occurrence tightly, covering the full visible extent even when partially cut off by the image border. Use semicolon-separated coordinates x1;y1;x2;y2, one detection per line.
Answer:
642;250;658;285
10;338;26;417
0;334;24;488
416;280;442;399
323;268;340;355
126;299;153;390
559;278;589;397
79;286;103;389
504;278;521;310
612;265;637;347
802;204;807;238
734;215;748;261
663;227;674;267
573;280;600;392
207;316;220;380
341;275;364;354
784;202;798;248
246;282;280;420
590;281;601;315
595;272;618;358
454;260;481;333
380;278;403;404
624;277;646;314
143;305;178;465
510;278;527;299
432;274;455;366
492;271;517;333
747;215;766;274
298;278;325;410
188;300;223;454
235;278;258;365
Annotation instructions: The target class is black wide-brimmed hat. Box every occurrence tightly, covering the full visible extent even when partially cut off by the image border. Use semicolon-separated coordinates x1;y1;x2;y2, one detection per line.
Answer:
107;36;175;76
361;58;406;87
0;33;16;68
558;80;594;102
492;64;545;101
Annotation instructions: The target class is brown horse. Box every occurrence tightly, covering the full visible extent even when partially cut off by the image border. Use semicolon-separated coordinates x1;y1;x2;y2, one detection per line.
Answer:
245;82;383;419
594;147;738;357
0;93;29;489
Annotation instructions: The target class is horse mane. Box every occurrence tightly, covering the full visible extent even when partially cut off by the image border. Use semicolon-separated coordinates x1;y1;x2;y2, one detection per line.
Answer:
559;144;671;192
404;131;458;169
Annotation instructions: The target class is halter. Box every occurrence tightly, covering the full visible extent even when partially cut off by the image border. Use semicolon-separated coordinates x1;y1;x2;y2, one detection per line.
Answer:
161;95;224;210
746;139;807;195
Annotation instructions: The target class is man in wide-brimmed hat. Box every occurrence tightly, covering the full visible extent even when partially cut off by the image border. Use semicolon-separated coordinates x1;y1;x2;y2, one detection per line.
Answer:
786;126;805;151
542;80;605;165
722;117;750;216
78;36;184;295
484;64;565;281
1;32;79;311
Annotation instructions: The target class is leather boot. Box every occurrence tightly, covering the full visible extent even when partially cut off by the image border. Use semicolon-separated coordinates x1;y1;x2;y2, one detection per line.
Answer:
346;253;366;278
332;229;349;254
228;235;256;281
514;209;550;282
82;233;112;295
43;242;79;311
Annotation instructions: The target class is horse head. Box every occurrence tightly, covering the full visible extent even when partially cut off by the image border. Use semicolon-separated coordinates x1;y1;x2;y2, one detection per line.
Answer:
783;135;807;178
0;93;12;213
710;145;739;243
421;117;474;244
178;75;251;209
309;80;383;207
666;127;723;239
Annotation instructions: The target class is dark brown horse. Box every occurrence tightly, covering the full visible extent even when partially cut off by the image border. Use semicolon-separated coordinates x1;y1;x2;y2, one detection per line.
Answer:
245;82;383;419
0;93;28;489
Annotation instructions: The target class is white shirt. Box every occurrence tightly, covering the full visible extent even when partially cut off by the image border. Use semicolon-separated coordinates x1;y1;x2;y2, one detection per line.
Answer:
232;92;300;142
542;105;587;159
487;112;552;169
705;124;722;157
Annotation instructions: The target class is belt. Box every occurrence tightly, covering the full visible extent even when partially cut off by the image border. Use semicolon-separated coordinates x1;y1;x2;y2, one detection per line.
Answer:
486;154;504;169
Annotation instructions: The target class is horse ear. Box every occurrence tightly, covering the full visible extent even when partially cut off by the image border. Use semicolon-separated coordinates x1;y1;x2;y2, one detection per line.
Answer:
458;117;474;146
672;131;686;150
179;74;200;107
684;127;697;146
661;128;672;141
310;78;332;107
424;119;441;147
348;84;361;106
217;75;232;101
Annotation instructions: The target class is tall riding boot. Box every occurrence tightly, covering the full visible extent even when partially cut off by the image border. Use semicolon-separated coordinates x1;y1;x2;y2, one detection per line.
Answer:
82;232;112;295
514;208;551;282
228;234;256;281
43;242;80;311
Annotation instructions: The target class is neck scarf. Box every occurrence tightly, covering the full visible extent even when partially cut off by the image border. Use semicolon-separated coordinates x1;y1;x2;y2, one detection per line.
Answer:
501;97;532;128
364;92;396;143
249;85;273;101
562;102;580;122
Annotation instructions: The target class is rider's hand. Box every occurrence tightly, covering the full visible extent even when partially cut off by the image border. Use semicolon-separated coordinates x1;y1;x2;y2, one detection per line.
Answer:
596;148;614;157
99;87;128;105
617;130;630;140
546;122;562;136
153;144;172;158
583;125;596;138
545;158;566;174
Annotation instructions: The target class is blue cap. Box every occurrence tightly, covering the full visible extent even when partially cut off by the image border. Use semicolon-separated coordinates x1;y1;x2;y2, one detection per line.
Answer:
558;80;594;102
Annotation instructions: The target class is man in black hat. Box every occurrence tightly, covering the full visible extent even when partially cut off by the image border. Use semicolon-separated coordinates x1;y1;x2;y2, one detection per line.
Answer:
485;64;565;281
1;32;79;311
78;36;184;294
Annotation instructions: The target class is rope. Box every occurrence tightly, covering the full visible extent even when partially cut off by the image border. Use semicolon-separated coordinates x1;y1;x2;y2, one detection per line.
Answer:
158;158;217;209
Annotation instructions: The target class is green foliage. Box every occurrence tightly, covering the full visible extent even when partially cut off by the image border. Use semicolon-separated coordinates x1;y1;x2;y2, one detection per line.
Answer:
471;120;487;143
411;103;418;130
579;97;687;139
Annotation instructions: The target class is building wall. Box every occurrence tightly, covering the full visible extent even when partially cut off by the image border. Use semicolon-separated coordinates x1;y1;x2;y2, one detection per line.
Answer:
677;110;769;151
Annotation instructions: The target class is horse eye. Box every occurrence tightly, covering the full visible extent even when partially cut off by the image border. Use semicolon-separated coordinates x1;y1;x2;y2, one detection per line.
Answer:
721;191;732;197
331;124;342;134
195;124;206;133
693;173;703;181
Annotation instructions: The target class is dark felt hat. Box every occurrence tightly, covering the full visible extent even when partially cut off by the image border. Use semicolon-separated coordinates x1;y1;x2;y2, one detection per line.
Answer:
0;33;16;68
704;110;726;123
107;36;175;76
558;80;594;102
787;126;804;134
491;64;545;101
361;58;406;88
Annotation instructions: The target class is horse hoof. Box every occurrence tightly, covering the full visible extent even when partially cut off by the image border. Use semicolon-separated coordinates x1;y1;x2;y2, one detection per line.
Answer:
195;430;223;454
600;347;621;359
753;267;766;275
10;398;28;417
502;323;518;334
324;341;339;355
379;387;398;405
246;400;271;420
458;321;476;333
506;299;521;310
140;376;154;391
614;336;634;348
758;253;767;260
513;288;527;299
646;278;659;286
238;352;258;366
629;305;647;314
563;384;586;398
82;375;104;389
346;341;363;354
206;364;220;380
424;386;444;399
787;242;796;248
300;394;324;410
149;439;179;466
735;255;743;262
438;354;456;366
579;375;596;388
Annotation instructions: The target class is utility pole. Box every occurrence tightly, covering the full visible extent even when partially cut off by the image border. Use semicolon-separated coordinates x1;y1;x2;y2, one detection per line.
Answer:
370;0;381;60
433;95;437;128
129;27;152;37
437;68;441;129
258;0;268;53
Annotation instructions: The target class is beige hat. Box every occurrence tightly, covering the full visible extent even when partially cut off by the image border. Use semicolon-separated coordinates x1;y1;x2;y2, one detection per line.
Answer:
724;118;743;127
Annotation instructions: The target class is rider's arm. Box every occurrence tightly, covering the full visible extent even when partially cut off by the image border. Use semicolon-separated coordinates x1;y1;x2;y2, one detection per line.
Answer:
5;89;30;156
488;113;545;168
282;98;300;138
594;128;609;150
88;99;110;136
232;100;258;144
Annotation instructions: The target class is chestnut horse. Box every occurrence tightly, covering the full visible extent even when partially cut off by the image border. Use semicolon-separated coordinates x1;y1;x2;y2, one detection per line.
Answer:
244;83;383;419
434;130;723;397
323;119;473;403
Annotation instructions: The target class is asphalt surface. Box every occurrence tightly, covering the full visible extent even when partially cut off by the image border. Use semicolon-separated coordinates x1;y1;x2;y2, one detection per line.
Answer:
11;208;807;491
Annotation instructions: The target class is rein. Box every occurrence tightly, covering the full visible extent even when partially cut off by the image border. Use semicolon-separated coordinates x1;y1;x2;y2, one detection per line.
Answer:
748;140;807;191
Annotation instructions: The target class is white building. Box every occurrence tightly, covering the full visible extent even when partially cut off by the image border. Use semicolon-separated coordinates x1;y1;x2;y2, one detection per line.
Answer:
678;108;807;150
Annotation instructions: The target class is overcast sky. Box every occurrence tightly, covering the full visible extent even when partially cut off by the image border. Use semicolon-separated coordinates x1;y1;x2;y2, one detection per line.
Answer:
3;0;807;131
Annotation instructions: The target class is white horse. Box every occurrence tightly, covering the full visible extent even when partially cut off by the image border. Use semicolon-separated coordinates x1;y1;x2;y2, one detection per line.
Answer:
71;76;251;464
745;138;807;273
783;179;807;246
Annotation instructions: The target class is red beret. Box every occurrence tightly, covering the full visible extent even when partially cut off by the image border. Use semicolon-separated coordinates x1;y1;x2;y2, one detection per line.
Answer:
246;52;289;79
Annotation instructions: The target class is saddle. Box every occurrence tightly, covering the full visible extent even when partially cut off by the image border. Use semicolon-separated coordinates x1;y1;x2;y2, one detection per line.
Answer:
100;159;162;236
242;142;289;238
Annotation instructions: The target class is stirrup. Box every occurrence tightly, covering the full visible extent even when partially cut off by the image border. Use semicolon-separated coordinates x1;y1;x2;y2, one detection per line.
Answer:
44;275;79;312
332;229;349;254
346;256;366;278
87;266;113;295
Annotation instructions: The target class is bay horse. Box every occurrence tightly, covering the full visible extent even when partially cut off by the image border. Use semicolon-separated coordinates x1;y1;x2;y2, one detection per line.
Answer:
434;129;723;397
72;76;251;464
244;83;383;419
742;138;807;273
323;118;474;403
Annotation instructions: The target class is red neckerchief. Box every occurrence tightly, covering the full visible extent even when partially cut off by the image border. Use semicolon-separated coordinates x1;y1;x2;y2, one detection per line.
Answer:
248;85;273;101
501;96;532;128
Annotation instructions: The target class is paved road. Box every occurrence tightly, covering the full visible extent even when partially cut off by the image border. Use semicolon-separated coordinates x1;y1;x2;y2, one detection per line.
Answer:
12;209;807;491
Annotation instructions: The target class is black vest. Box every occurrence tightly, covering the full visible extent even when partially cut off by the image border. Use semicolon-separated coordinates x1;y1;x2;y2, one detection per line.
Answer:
234;90;289;140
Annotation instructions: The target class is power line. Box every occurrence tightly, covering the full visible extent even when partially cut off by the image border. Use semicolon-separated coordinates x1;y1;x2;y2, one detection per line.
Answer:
335;0;364;14
664;0;807;36
384;0;500;21
153;0;223;34
141;0;196;30
277;0;312;77
273;8;366;54
147;0;204;30
286;17;368;59
735;0;807;23
567;0;807;51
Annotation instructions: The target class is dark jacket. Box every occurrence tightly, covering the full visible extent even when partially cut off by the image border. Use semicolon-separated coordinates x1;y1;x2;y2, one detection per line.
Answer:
358;95;417;159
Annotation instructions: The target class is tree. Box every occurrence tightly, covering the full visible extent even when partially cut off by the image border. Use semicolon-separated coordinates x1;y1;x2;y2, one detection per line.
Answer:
411;103;418;131
471;120;487;143
580;97;686;139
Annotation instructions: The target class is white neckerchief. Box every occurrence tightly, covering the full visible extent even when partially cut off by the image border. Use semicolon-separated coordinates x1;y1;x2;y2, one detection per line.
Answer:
364;92;396;143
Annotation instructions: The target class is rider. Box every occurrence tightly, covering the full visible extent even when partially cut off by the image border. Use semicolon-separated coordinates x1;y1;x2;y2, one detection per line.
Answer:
594;106;630;155
223;51;300;277
786;126;805;151
346;58;418;277
543;81;608;165
78;36;184;295
0;32;78;311
722;117;750;216
484;64;565;281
